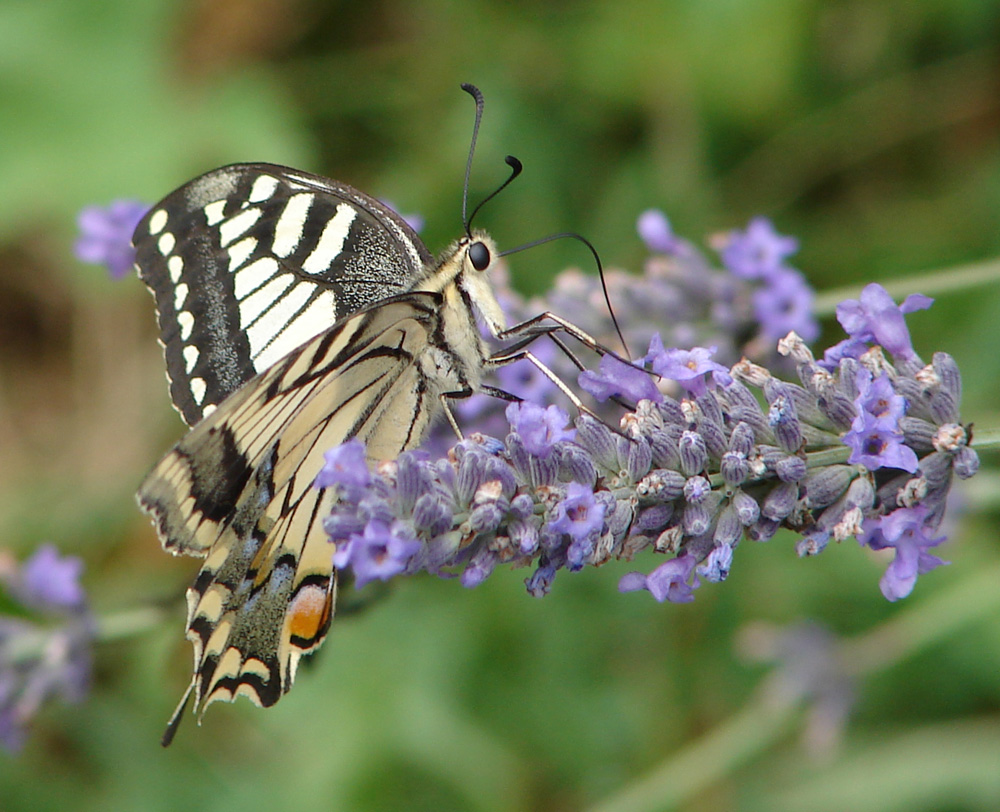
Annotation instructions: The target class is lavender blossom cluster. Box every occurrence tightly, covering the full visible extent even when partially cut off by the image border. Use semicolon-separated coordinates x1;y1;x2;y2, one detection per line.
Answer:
318;283;977;605
0;546;93;750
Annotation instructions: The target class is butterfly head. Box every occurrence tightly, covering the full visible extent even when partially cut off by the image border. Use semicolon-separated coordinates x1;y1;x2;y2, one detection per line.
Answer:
425;229;507;339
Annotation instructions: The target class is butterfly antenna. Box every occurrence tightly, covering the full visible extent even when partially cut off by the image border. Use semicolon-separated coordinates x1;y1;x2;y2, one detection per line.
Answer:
460;83;485;231
460;84;524;234
500;232;631;358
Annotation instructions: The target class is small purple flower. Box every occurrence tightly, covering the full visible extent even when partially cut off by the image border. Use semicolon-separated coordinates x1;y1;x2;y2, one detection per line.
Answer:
526;561;557;597
644;337;729;398
855;369;907;424
836;283;933;360
314;439;371;498
17;545;86;610
547;482;606;544
752;267;819;342
505;402;576;458
619;552;700;603
718;217;799;280
842;369;918;473
578;353;662;404
75;200;148;279
697;543;733;583
818;337;870;371
843;411;919;473
637;209;680;254
858;506;948;601
334;520;421;588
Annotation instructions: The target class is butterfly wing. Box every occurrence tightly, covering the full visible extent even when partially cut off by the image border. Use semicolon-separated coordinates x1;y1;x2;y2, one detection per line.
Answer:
139;294;448;740
133;163;433;425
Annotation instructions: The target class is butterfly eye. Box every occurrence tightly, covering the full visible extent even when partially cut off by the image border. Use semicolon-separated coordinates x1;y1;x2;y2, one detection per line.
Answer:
468;240;491;271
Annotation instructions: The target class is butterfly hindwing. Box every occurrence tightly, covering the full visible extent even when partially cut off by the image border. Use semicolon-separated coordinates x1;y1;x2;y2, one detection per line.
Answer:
134;163;433;425
139;293;453;731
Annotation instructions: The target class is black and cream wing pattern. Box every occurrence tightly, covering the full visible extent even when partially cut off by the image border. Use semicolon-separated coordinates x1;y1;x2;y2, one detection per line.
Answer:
132;163;453;741
134;162;432;425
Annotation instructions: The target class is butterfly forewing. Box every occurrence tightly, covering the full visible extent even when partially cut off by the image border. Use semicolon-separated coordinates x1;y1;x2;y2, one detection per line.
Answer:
133;163;433;425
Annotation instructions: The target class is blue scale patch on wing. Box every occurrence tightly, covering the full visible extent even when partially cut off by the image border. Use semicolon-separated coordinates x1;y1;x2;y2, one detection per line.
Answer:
132;163;433;425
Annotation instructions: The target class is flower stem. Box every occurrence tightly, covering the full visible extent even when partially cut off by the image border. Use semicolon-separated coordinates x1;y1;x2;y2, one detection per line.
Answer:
584;562;1000;812
812;257;1000;317
969;426;1000;453
94;605;169;643
585;695;799;812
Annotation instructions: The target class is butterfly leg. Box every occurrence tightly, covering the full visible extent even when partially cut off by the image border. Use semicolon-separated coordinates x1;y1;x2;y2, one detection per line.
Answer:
486;348;607;423
439;393;466;441
499;311;634;362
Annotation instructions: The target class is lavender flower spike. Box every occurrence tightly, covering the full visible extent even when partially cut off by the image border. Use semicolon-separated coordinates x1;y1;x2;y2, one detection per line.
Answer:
315;223;974;609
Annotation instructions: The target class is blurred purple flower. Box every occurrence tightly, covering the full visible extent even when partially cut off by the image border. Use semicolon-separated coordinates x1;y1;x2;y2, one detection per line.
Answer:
637;209;680;254
17;545;85;611
0;546;93;751
719;217;799;280
75;200;148;279
752;267;819;342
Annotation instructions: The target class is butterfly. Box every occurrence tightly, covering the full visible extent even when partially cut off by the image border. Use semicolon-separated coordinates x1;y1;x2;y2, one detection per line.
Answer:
133;85;603;745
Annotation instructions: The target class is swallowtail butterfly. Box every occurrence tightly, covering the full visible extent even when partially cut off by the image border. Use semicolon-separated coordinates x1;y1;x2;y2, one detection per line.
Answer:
135;85;606;745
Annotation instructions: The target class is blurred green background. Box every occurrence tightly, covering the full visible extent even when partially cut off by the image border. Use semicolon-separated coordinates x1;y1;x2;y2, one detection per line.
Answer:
1;0;999;810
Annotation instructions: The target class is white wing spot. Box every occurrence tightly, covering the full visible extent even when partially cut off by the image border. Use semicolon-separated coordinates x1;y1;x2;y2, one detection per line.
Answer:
204;200;227;226
302;204;357;275
202;403;217;417
249;175;279;203
272;193;314;258
168;255;183;283
173;283;189;312
239;274;294;329
227;236;258;272
148;209;168;235
219;207;263;247
177;311;194;341
183;345;199;373
234;256;280;299
247;284;323;370
158;232;176;256
190;377;207;404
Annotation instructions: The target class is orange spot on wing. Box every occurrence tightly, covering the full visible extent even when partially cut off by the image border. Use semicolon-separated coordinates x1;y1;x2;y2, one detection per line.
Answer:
287;584;332;648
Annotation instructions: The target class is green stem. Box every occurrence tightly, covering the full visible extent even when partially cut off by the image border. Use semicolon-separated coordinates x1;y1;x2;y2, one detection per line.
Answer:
813;257;1000;318
585;696;800;812
95;605;170;643
969;426;1000;453
584;562;1000;812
